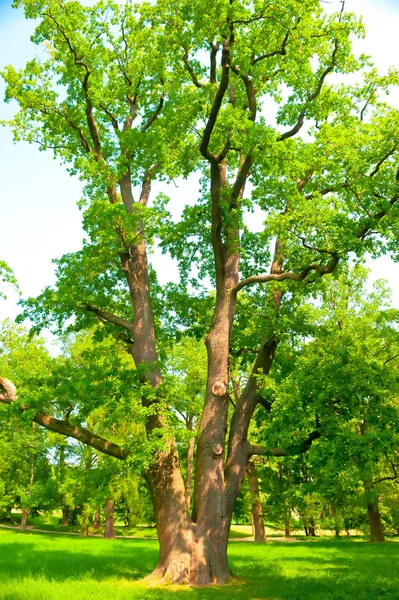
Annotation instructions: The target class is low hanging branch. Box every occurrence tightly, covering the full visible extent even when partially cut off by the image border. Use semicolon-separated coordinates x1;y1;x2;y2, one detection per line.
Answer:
0;377;129;460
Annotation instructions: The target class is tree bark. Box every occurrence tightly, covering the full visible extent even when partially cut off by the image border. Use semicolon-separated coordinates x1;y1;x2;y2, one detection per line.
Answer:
104;500;115;539
20;508;29;531
185;436;195;510
246;461;266;543
62;508;69;526
92;509;101;530
367;503;385;542
308;520;316;537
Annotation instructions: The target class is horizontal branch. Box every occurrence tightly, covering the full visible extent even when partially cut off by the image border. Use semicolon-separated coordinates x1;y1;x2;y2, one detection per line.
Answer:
232;252;339;294
32;412;129;459
246;430;321;458
0;377;129;460
375;475;398;485
79;304;134;337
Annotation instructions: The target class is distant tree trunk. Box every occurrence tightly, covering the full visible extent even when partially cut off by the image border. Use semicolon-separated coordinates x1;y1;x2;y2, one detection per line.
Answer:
61;508;69;526
20;508;29;531
284;509;291;537
346;528;350;536
246;461;266;543
81;524;89;537
367;503;385;542
104;500;115;539
304;526;309;536
308;519;316;536
93;509;101;531
363;478;385;542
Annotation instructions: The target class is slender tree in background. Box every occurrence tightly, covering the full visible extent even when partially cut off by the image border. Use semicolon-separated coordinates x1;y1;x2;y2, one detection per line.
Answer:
2;0;399;584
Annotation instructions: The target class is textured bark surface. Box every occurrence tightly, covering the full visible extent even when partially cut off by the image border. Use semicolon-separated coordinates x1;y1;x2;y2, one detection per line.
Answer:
104;500;115;539
61;508;69;527
92;509;101;530
185;436;195;510
367;503;385;542
247;462;266;543
20;508;29;531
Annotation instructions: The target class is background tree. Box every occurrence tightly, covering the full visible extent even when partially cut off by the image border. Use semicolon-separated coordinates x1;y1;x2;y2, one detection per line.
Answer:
257;267;399;542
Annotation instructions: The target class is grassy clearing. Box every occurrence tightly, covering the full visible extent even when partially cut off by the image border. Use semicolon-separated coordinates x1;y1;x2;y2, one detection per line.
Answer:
0;529;398;599
5;512;254;539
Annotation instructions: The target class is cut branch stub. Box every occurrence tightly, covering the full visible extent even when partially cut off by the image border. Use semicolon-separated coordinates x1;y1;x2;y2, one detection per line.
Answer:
213;444;224;457
0;377;17;402
212;381;227;396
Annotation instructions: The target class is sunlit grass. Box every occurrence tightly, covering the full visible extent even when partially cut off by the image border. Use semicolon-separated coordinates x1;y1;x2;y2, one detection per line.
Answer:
0;529;398;599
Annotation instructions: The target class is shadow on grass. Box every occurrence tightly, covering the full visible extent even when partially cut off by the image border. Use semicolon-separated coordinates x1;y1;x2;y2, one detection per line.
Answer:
225;541;399;600
1;532;399;599
0;530;157;581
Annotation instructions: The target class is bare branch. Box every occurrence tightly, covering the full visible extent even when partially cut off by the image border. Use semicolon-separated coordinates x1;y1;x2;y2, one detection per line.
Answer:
79;304;134;337
183;47;204;88
251;25;292;66
142;92;165;132
99;104;120;133
368;143;399;178
246;430;321;458
210;42;220;84
384;353;399;366
200;36;233;162
278;39;339;142
232;252;339;294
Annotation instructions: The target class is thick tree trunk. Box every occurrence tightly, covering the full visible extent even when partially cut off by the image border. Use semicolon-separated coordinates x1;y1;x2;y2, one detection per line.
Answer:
20;508;29;531
367;503;385;542
246;462;266;543
104;500;115;539
61;508;69;526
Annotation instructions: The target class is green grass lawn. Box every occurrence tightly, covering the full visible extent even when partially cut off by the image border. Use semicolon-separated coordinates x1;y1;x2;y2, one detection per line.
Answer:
0;530;398;600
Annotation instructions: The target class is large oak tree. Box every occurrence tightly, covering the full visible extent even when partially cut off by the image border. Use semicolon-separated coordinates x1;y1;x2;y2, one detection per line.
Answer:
2;0;399;584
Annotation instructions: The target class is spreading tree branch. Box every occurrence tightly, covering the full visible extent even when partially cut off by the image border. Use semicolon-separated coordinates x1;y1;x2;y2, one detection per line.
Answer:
232;252;339;294
79;304;134;338
0;378;128;460
277;39;339;142
246;429;321;458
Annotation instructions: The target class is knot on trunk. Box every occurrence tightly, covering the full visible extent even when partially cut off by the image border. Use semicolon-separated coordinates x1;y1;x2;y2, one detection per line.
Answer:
212;381;227;396
213;443;224;458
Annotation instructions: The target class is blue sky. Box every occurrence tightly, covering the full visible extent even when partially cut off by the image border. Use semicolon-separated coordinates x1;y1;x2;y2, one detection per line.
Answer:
1;0;399;334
